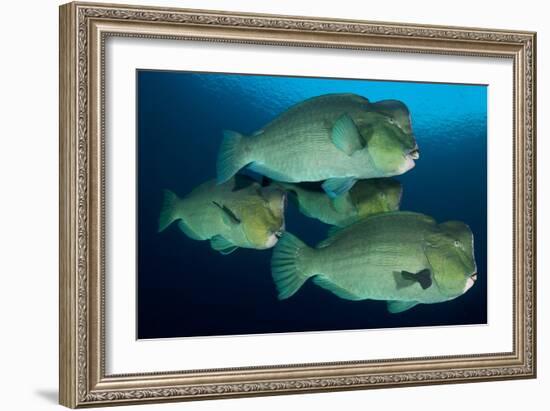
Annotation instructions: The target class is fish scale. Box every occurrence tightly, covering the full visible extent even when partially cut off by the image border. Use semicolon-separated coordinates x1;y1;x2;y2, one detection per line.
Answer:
218;93;418;188
270;211;477;308
251;127;358;181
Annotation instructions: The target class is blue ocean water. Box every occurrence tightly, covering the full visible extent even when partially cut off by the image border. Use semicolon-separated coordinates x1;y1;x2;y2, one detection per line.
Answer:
137;70;487;339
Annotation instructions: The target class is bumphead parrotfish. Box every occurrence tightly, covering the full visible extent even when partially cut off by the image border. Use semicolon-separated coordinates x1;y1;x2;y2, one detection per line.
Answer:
158;176;286;254
271;211;477;313
216;93;419;198
277;178;402;227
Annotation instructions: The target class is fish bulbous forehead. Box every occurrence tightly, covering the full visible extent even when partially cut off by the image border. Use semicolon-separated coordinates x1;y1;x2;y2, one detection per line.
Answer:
439;221;474;247
371;99;413;133
372;99;410;114
349;178;401;203
371;119;416;149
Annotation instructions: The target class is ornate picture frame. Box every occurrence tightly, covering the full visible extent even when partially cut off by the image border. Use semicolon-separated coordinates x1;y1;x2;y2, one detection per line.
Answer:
59;2;536;408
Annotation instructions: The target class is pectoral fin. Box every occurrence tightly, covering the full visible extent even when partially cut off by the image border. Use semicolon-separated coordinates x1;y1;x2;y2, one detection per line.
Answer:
322;177;357;198
212;201;241;226
387;300;419;314
400;269;432;290
331;114;364;155
210;235;238;255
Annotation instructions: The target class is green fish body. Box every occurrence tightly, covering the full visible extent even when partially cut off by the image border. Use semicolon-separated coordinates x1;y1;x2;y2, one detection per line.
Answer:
271;212;477;313
158;177;286;254
278;178;402;227
217;94;419;197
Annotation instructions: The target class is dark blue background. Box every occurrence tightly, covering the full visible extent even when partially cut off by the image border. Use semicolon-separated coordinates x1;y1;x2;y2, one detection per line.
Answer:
137;70;487;339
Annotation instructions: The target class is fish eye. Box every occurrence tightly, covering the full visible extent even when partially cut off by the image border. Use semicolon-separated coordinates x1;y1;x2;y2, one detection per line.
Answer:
453;240;460;247
387;118;395;125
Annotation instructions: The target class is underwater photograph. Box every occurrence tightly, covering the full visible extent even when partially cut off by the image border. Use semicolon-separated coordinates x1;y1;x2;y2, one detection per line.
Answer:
137;70;487;339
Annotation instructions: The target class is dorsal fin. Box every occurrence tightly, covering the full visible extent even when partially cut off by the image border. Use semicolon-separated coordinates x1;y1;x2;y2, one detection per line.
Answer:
327;225;345;238
258;93;370;131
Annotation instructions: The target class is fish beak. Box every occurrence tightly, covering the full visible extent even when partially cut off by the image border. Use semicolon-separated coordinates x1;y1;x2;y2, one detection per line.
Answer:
264;234;279;249
266;227;285;248
408;147;420;160
463;273;477;294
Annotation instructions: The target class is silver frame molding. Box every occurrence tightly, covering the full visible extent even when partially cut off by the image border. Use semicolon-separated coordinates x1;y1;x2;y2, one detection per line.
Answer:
59;2;536;408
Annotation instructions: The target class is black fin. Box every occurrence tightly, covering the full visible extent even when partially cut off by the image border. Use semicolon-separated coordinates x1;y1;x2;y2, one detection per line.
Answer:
401;269;432;290
212;201;241;225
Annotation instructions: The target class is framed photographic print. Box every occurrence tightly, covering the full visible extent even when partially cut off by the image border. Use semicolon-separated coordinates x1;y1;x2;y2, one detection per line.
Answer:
59;2;537;408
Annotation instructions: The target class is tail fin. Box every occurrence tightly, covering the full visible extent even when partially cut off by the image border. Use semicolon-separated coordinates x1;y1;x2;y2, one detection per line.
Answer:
216;130;249;184
271;232;314;300
158;189;180;232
